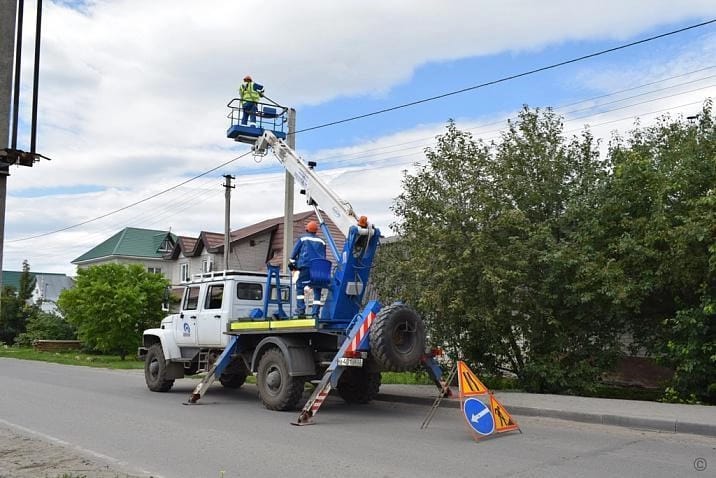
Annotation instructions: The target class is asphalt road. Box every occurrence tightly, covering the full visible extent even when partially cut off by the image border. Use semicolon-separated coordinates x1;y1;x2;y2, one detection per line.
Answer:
0;358;713;478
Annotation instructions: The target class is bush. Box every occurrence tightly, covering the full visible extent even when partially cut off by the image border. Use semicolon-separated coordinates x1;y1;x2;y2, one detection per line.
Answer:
14;309;76;347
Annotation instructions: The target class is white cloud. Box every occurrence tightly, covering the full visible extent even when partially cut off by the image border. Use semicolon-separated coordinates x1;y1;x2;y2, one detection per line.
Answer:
4;1;716;274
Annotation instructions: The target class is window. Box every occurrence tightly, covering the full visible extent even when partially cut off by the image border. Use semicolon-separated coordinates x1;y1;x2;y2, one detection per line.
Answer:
180;263;190;282
183;286;200;310
237;283;263;301
158;237;174;253
147;267;161;274
205;284;224;309
202;259;213;273
270;285;290;302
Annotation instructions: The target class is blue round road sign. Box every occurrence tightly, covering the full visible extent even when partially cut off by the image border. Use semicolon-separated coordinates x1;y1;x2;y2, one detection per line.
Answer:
463;397;494;436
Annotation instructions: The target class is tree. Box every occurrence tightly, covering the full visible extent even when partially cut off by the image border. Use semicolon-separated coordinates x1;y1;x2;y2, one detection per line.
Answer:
0;286;22;344
376;101;715;399
58;264;169;359
18;260;35;303
0;260;36;344
377;108;620;392
599;103;715;402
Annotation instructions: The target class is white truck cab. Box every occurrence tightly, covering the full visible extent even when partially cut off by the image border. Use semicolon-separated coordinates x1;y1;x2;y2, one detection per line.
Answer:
139;270;292;389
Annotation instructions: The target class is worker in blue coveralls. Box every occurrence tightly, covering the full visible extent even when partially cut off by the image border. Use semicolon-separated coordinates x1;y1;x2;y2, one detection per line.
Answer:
289;220;326;317
239;75;264;125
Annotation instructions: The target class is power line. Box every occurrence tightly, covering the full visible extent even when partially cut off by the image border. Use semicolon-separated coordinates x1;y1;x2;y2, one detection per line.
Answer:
309;69;716;164
9;151;252;242
294;19;716;134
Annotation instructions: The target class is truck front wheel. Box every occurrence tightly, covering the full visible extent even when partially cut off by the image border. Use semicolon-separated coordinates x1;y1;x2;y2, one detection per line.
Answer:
256;348;305;411
144;343;175;392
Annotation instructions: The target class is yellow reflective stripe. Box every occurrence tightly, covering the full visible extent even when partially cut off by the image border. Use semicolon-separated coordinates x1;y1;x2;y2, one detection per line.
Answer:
270;318;316;329
313;301;323;305
230;321;271;331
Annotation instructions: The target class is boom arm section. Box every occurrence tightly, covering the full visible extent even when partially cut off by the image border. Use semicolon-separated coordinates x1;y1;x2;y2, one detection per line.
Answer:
254;131;361;237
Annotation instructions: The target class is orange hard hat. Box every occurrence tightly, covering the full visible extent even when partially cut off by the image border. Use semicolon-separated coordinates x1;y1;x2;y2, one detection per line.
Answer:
306;221;319;233
243;75;252;82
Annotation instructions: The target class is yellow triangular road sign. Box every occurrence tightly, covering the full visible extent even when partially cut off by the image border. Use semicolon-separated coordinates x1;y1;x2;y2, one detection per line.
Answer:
457;361;489;396
489;393;520;433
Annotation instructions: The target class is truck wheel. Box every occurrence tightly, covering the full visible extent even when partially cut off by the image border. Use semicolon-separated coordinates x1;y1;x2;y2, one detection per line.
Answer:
370;303;425;372
257;348;305;411
337;367;381;404
144;343;175;392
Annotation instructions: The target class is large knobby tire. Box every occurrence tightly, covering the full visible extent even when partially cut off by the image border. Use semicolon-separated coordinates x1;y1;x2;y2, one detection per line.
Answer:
256;348;305;411
219;358;249;389
144;343;175;392
337;366;381;404
370;303;426;372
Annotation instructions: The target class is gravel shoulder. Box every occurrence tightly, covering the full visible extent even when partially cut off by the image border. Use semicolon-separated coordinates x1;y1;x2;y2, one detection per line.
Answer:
0;424;146;478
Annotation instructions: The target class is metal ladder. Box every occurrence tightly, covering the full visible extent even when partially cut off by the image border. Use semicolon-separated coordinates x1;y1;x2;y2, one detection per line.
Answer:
263;263;288;318
186;336;240;404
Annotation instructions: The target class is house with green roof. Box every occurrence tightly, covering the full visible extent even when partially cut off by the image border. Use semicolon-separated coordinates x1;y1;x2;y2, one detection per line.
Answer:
72;212;345;285
72;227;176;278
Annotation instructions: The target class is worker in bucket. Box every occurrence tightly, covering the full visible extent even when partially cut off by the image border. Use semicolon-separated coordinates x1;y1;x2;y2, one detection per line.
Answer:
239;75;264;126
289;220;326;317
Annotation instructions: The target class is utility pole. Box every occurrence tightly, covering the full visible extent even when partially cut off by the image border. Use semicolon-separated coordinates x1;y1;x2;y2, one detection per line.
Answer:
1;0;45;299
282;108;296;273
222;174;235;270
0;0;19;297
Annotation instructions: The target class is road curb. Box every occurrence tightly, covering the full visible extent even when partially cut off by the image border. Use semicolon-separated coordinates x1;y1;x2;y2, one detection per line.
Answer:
374;393;716;437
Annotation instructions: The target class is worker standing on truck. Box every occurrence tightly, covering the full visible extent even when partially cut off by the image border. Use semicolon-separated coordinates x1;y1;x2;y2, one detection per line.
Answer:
239;75;264;125
289;221;326;317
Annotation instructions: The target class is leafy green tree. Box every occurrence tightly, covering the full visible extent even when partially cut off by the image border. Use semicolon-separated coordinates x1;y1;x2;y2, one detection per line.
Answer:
0;286;22;344
378;108;619;392
592;103;715;401
58;263;169;359
377;101;715;398
0;260;36;344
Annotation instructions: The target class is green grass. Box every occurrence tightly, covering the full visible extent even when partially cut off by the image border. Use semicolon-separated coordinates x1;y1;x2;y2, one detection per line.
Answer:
380;370;436;385
0;346;144;369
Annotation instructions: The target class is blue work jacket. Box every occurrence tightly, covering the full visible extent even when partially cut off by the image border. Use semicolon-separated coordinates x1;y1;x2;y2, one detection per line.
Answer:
290;233;326;269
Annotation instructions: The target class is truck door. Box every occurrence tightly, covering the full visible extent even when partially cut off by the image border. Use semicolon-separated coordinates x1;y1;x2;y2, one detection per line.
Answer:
176;285;199;346
196;282;225;346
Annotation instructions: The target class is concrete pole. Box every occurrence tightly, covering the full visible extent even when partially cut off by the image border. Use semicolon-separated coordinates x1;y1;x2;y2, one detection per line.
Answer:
282;108;296;273
0;0;18;296
223;174;234;271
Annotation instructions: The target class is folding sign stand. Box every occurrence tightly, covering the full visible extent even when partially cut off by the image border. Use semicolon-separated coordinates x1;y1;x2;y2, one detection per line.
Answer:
456;361;521;440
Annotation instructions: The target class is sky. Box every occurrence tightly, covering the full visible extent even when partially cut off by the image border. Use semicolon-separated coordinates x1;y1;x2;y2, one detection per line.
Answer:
4;0;716;276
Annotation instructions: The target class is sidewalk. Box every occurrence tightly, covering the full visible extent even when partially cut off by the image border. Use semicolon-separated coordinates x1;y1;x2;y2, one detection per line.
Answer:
376;384;716;437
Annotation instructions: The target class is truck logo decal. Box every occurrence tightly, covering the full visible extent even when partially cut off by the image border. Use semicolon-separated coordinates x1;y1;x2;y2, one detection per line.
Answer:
183;322;191;337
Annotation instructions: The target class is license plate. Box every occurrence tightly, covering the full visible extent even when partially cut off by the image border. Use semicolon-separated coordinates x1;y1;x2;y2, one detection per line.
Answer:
337;357;363;367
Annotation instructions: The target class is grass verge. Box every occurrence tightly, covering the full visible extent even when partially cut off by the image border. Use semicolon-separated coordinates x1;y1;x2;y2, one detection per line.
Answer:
0;346;144;369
